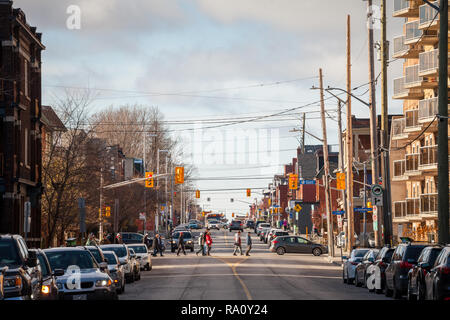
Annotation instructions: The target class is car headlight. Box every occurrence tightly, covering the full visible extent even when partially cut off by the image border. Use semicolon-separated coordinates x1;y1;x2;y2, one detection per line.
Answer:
41;285;51;294
5;276;22;289
95;279;112;287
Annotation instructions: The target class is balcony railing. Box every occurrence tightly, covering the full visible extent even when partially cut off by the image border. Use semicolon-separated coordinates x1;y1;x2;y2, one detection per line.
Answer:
406;197;420;216
419;1;439;29
394;201;407;219
420;193;438;214
419;49;438;75
405;65;423;87
405;108;420;128
419;97;438;120
393;35;409;58
419;145;438;166
394;0;409;13
393;77;408;97
405;21;422;43
393;159;406;178
405;153;419;172
392;117;406;137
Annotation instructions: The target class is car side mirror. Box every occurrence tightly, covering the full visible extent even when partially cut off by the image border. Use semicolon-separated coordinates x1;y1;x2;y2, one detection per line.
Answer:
419;262;430;269
53;269;65;277
103;258;108;263
99;262;108;270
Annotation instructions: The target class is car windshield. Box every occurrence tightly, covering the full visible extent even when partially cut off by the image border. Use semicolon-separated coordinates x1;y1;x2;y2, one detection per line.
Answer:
87;248;102;263
428;249;442;265
129;245;147;253
102;246;127;258
103;253;118;265
405;247;426;261
0;239;21;266
37;254;50;277
172;233;192;239
45;250;97;270
353;250;369;258
260;224;270;228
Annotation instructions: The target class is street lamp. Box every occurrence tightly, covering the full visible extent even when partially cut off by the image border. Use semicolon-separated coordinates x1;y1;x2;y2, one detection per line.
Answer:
156;149;169;232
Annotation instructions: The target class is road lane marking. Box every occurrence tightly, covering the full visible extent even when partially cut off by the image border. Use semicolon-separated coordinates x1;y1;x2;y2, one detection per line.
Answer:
151;263;340;270
212;255;252;300
140;273;340;279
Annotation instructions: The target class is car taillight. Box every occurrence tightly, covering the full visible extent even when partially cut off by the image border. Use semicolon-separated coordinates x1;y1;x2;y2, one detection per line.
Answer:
399;261;413;269
441;267;450;275
378;262;385;268
273;240;279;245
350;261;359;265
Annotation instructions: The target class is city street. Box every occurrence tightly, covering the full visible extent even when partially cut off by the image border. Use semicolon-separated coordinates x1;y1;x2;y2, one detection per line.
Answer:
122;229;388;300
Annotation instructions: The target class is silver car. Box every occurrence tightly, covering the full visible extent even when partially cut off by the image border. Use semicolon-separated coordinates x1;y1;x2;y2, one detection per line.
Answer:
342;248;371;285
102;251;125;294
127;244;152;271
100;244;134;284
43;247;117;300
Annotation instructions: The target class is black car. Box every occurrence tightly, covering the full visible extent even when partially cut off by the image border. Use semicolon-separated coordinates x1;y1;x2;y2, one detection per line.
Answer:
385;243;428;299
170;232;194;252
407;245;443;300
229;220;244;232
120;232;144;244
354;249;379;288
270;236;328;256
246;220;255;229
0;234;41;300
424;245;450;300
365;246;395;293
31;249;64;300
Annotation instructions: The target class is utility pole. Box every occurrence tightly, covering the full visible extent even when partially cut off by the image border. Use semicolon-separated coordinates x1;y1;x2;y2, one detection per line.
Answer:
99;168;104;242
319;68;334;257
301;113;306;154
366;0;380;247
437;0;449;245
346;14;355;253
337;100;348;235
380;0;393;246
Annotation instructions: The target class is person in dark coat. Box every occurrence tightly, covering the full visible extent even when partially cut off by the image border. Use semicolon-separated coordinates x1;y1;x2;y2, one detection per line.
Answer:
152;234;164;257
177;232;187;256
245;231;252;256
196;232;206;256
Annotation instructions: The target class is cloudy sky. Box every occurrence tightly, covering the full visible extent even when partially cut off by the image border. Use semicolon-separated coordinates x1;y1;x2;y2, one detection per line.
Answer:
15;0;404;217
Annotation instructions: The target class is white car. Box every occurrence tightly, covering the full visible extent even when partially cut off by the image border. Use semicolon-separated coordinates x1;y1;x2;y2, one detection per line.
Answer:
127;244;152;271
265;228;280;244
342;248;370;284
207;220;221;230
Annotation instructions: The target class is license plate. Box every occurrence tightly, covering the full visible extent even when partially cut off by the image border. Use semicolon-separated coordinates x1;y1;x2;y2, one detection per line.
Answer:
72;294;87;300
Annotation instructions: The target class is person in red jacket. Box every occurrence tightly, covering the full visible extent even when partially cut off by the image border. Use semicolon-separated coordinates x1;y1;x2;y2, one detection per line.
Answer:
205;230;212;256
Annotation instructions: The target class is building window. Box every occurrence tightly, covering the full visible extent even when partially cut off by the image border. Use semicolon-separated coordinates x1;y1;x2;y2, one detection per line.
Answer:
24;60;29;97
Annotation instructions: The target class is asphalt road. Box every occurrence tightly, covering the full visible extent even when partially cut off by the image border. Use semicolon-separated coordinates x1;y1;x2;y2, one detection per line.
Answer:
122;229;388;300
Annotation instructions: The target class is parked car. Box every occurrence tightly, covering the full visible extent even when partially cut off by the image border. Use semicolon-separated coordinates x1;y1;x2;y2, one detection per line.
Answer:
424;245;450;300
259;228;271;241
229;220;244;232
120;232;145;244
256;223;270;236
127;248;141;281
270;236;328;256
342;248;370;284
99;244;134;284
268;230;289;247
170;231;194;252
81;246;108;265
43;247;116;300
365;246;395;293
385;242;428;299
0;234;41;300
102;251;125;294
407;245;443;300
265;228;282;244
354;249;379;287
30;248;62;300
127;244;152;271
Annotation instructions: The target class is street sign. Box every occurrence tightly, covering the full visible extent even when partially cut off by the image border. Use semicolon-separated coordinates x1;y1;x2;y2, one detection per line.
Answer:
294;204;302;212
139;212;146;220
371;184;383;207
289;174;298;190
299;179;316;185
336;172;346;190
145;172;154;188
332;210;345;215
373;206;378;231
354;207;372;213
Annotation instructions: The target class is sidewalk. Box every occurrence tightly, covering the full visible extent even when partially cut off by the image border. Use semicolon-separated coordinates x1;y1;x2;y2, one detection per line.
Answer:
324;246;344;266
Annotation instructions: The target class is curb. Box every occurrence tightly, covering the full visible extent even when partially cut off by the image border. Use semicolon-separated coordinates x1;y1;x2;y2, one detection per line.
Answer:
324;256;343;267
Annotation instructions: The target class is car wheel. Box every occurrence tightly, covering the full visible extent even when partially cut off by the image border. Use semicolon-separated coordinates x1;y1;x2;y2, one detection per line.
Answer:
190;248;194;252
417;281;425;301
343;270;347;284
355;272;361;287
276;247;286;255
407;280;416;301
312;248;322;256
393;279;402;299
384;285;392;297
347;277;354;285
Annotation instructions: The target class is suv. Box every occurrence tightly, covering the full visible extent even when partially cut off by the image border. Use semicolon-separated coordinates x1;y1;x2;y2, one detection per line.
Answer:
365;246;395;293
0;234;41;300
0;266;6;300
120;232;144;244
31;248;63;300
43;247;116;300
207;220;221;230
229;220;243;232
424;245;450;300
170;232;194;252
246;220;255;229
256;223;270;236
385;243;428;299
100;244;134;283
127;244;152;271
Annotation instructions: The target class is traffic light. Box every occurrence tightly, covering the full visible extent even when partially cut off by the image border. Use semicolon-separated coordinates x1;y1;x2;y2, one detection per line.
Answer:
105;206;111;217
175;167;184;184
246;189;251;197
195;190;200;199
367;201;373;213
289;174;298;190
336;172;346;190
145;172;154;188
232;213;235;217
202;211;205;216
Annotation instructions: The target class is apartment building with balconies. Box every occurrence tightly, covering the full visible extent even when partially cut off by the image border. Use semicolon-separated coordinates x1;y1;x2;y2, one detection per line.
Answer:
390;0;450;243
